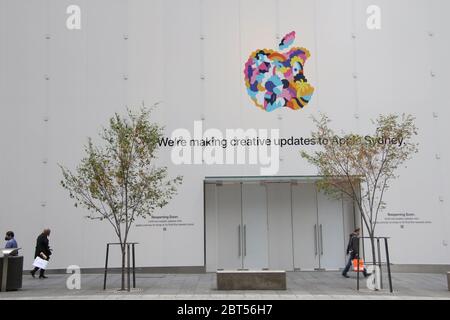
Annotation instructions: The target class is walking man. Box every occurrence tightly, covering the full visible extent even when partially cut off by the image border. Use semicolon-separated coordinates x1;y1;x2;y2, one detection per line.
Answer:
342;228;368;278
31;229;52;279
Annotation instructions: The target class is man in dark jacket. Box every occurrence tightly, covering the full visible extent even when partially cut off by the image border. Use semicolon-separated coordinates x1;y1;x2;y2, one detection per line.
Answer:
31;229;52;279
342;228;368;278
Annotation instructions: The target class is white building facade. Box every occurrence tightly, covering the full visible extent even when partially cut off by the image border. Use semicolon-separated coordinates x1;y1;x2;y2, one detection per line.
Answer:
0;0;449;272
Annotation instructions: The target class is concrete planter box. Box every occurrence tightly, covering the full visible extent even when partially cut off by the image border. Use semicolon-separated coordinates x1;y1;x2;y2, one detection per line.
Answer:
0;256;23;291
447;272;450;291
217;270;286;290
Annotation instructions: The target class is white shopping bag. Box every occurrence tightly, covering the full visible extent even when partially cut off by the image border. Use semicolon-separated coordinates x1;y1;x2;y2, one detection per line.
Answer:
32;257;49;270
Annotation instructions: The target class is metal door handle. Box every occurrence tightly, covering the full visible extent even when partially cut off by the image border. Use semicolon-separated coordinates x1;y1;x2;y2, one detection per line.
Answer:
320;224;323;255
243;225;247;257
238;225;241;257
314;224;318;256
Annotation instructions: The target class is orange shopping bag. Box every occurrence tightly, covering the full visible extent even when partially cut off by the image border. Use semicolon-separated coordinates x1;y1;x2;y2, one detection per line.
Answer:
352;258;365;272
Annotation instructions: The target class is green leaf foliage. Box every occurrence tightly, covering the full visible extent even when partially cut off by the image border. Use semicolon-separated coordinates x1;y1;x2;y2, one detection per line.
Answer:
301;113;418;242
60;106;183;245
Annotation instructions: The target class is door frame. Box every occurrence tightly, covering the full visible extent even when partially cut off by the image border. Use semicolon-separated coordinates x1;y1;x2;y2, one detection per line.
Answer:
204;176;360;272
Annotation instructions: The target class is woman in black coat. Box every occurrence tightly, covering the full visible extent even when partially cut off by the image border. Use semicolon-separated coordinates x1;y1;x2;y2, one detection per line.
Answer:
31;229;52;279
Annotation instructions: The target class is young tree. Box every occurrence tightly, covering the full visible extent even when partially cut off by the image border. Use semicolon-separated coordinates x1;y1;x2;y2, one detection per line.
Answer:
60;107;182;290
301;114;418;267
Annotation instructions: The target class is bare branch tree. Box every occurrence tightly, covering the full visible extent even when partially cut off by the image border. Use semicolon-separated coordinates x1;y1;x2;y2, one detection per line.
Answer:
301;113;418;266
60;106;183;290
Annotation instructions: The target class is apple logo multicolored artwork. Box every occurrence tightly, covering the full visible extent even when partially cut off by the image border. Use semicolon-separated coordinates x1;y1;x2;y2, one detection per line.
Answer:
244;31;314;112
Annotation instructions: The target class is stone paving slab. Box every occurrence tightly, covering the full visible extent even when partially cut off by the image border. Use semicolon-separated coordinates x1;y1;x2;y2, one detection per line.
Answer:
0;272;449;300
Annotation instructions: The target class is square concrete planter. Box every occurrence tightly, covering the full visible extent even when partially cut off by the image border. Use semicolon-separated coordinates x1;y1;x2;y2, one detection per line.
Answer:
447;272;450;291
217;270;286;290
0;256;23;291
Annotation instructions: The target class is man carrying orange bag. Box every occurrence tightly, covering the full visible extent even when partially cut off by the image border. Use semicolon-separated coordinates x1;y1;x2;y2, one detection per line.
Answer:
342;228;369;278
352;258;365;271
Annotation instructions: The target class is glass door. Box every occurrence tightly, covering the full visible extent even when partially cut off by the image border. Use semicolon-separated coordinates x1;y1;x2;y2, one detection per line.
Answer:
292;183;320;270
241;183;269;269
217;183;242;269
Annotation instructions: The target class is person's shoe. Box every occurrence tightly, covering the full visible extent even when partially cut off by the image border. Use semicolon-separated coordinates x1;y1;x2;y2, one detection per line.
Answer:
39;275;48;279
342;273;350;278
30;270;36;278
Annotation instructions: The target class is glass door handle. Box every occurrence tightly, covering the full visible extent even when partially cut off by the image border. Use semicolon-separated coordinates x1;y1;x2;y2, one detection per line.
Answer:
320;224;324;255
243;225;247;257
238;225;241;257
314;224;318;256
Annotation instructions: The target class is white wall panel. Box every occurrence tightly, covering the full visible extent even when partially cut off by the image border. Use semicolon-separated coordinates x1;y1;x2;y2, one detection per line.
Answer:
0;0;449;268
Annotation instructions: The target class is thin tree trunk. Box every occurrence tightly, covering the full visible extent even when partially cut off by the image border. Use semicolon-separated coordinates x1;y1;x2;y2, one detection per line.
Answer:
369;231;377;270
123;179;128;292
121;244;126;291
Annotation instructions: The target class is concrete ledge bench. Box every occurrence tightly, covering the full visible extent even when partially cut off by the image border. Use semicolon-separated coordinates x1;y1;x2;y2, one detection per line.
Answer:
447;272;450;291
216;270;286;290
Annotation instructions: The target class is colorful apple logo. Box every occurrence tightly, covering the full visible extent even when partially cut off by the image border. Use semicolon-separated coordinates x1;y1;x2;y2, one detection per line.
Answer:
244;31;314;112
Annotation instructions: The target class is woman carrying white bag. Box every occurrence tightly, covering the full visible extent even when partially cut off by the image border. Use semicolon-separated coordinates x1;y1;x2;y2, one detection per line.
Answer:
31;229;52;279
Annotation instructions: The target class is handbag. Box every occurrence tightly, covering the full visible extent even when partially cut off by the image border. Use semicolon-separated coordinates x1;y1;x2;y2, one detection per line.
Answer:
352;258;365;272
32;256;49;270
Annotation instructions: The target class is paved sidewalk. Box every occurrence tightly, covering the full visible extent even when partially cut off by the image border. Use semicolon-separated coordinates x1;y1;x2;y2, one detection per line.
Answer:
1;272;449;300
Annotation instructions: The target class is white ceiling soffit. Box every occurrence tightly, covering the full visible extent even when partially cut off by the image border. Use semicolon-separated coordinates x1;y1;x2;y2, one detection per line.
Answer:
204;176;322;185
